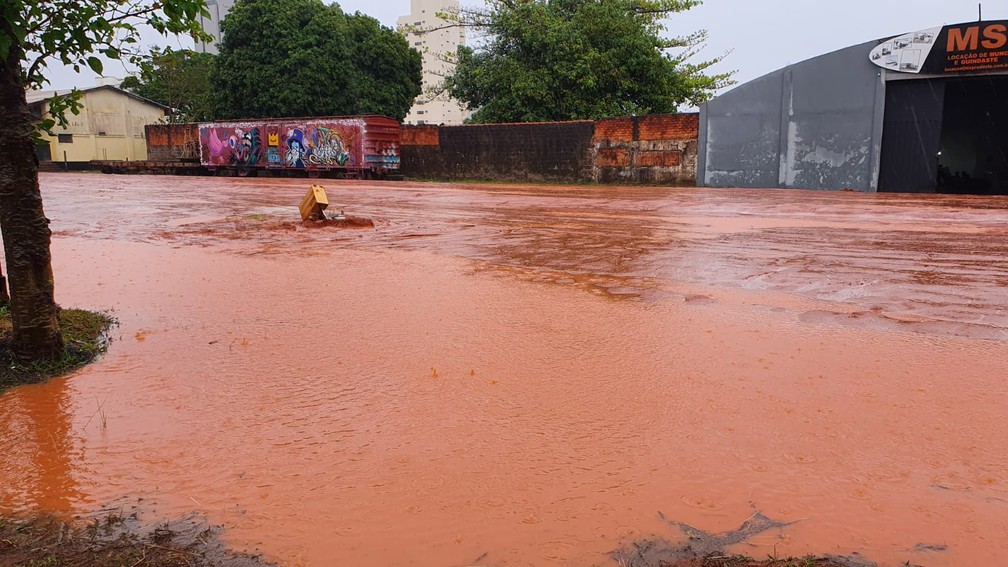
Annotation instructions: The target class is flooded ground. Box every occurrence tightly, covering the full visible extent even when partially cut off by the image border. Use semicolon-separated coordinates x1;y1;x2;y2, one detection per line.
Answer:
1;173;1007;566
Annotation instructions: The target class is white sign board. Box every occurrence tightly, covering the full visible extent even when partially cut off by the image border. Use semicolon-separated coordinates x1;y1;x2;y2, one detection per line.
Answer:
869;27;942;73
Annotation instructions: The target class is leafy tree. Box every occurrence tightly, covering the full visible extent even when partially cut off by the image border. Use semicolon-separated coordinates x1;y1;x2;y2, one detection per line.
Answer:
213;0;422;121
444;0;735;123
0;0;207;359
121;48;217;123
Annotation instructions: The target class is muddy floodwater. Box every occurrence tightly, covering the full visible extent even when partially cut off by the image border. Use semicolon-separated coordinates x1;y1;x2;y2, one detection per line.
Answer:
2;173;1007;566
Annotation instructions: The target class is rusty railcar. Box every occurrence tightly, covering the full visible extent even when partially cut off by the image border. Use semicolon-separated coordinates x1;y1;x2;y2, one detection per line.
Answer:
197;115;401;178
146;123;202;162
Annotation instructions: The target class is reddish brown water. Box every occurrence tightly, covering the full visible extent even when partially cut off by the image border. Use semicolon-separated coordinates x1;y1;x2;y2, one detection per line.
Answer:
2;173;1007;566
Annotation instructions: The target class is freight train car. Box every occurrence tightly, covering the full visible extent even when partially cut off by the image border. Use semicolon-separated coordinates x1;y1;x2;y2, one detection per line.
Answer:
198;115;400;177
146;123;201;162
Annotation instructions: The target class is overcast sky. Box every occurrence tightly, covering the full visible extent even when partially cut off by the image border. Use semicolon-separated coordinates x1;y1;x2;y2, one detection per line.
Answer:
43;0;1006;100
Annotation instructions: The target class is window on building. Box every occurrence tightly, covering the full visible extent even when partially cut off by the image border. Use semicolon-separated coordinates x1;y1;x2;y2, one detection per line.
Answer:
57;133;73;144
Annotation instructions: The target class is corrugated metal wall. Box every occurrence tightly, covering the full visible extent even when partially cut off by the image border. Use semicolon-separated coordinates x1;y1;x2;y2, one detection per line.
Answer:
700;41;886;192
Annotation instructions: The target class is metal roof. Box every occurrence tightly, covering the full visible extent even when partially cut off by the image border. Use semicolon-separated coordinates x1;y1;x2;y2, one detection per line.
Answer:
24;85;171;111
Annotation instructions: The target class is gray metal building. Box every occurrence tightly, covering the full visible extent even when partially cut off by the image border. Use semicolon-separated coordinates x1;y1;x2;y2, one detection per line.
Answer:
698;20;1008;194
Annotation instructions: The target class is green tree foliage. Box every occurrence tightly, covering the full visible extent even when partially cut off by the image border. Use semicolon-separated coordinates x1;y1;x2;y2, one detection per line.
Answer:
121;48;217;123
0;0;207;359
444;0;735;123
213;0;422;121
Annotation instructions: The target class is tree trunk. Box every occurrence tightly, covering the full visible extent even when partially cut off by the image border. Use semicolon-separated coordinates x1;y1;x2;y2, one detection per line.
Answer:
0;46;63;359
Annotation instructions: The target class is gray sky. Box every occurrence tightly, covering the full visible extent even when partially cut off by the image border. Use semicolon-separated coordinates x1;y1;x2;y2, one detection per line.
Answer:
43;1;1006;100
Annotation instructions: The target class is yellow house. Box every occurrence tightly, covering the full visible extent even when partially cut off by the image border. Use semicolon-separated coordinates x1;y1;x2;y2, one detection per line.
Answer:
27;85;168;165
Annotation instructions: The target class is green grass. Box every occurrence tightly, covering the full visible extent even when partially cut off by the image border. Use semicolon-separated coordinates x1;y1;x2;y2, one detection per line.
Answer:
0;307;116;392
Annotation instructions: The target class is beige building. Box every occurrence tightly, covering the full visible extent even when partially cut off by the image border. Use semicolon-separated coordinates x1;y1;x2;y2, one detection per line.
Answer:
398;0;468;125
27;85;168;164
195;0;236;55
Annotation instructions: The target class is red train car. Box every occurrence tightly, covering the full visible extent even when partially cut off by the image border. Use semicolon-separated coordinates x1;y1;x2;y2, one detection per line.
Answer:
198;115;400;177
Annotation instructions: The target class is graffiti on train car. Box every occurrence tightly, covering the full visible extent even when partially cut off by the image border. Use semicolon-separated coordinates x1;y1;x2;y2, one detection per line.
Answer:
197;116;397;172
285;125;355;168
201;120;363;170
202;126;264;167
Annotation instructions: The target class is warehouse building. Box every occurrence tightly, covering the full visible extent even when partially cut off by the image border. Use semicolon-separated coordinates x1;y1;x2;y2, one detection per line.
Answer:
698;19;1008;194
28;85;168;166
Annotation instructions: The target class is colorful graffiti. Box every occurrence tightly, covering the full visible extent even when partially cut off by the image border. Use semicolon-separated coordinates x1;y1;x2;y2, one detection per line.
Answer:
285;129;308;168
201;126;263;167
266;128;281;165
280;125;355;169
199;117;396;173
307;126;351;166
366;140;401;169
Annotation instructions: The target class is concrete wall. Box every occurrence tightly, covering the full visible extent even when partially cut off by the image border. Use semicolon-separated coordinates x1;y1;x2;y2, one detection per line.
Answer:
401;114;699;184
700;41;885;191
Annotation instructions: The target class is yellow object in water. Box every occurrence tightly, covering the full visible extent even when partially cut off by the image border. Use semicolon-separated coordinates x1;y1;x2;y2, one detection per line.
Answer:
299;184;329;221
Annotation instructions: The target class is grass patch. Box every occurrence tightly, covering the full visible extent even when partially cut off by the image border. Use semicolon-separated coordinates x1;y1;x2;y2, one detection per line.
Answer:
0;307;116;393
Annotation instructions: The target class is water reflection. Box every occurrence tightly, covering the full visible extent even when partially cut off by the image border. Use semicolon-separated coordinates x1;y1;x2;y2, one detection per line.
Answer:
0;378;81;513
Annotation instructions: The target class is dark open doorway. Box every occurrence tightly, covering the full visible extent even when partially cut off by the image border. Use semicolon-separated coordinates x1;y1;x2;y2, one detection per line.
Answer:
879;75;1008;194
937;76;1008;195
878;79;945;193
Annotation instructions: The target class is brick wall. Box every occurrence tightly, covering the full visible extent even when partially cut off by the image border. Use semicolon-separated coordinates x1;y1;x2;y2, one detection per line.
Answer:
401;121;595;182
592;114;698;185
400;113;699;185
400;125;439;146
592;117;634;143
638;114;699;141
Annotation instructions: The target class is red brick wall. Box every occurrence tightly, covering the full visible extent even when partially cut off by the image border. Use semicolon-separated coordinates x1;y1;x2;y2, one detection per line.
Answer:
593;114;699;144
398;114;698;184
400;125;440;146
592;113;699;185
596;149;631;167
638;114;699;141
636;150;682;168
593;118;633;143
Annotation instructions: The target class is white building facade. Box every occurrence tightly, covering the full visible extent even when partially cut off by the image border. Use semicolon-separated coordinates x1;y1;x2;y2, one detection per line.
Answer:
195;0;236;55
397;0;469;125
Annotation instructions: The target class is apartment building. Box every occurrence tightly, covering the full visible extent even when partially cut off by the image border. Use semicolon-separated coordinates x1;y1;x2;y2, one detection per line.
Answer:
397;0;469;125
195;0;237;55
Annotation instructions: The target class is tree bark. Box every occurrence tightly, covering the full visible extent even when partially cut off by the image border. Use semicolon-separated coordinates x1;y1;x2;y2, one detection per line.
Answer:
0;44;63;359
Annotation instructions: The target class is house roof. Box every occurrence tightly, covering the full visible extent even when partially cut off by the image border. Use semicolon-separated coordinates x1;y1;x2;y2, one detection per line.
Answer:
25;84;171;112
